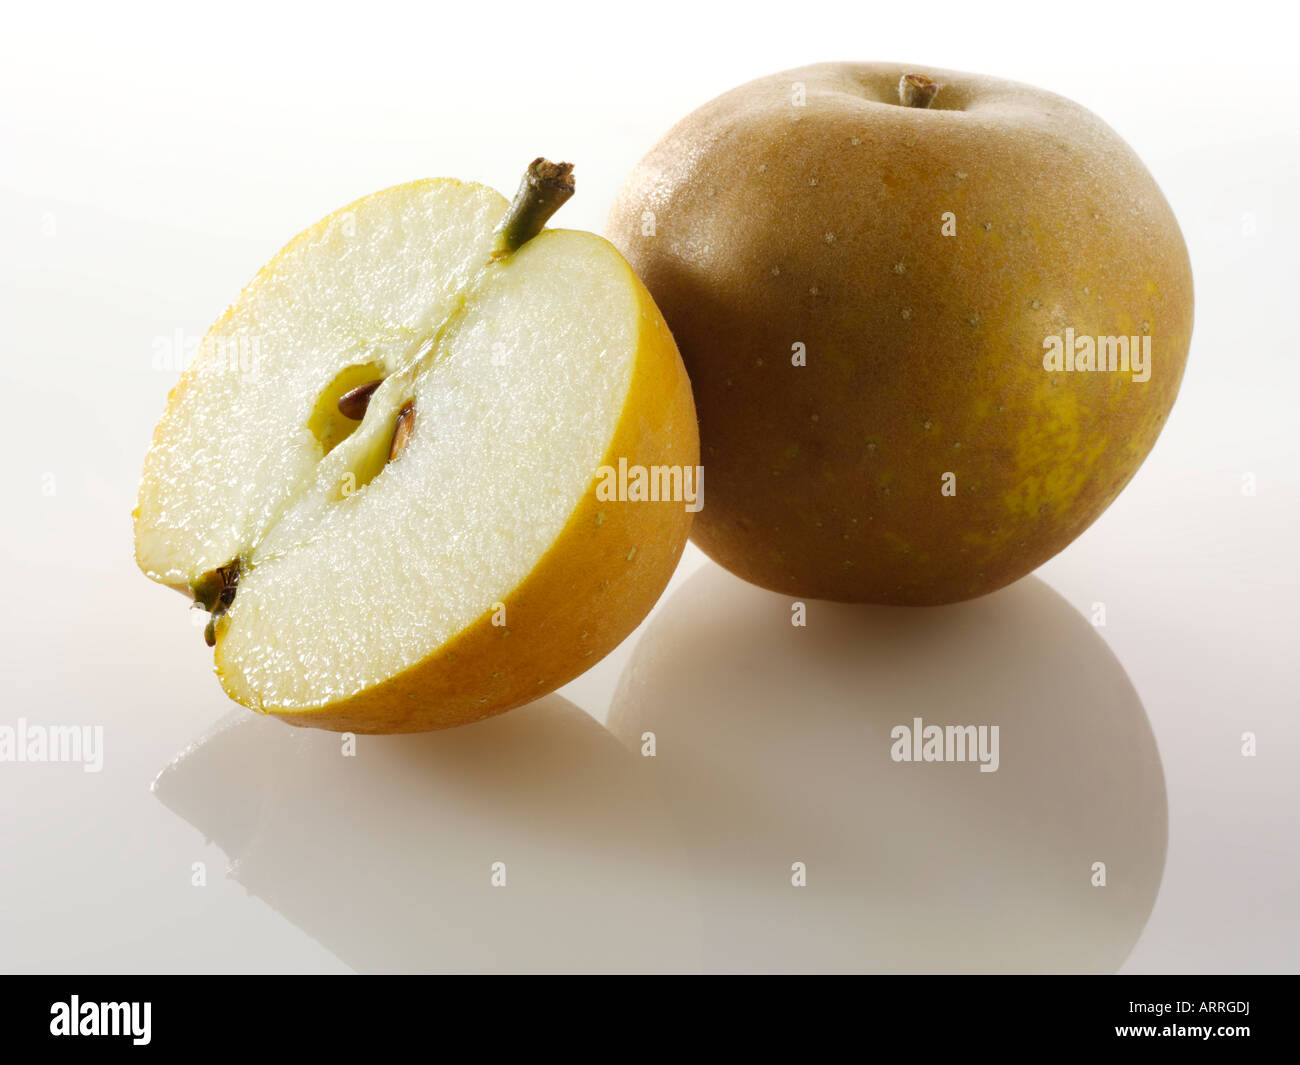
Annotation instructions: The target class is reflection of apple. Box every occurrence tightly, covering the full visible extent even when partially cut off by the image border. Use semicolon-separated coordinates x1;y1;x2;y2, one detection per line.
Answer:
607;64;1193;604
607;564;1167;973
154;695;702;973
134;161;697;732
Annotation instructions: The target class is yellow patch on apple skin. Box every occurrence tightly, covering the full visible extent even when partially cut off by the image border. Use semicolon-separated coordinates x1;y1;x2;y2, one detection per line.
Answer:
1113;308;1138;337
1003;384;1106;523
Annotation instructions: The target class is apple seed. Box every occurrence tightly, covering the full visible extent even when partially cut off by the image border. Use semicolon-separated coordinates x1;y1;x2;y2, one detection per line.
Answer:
337;379;384;420
389;400;416;461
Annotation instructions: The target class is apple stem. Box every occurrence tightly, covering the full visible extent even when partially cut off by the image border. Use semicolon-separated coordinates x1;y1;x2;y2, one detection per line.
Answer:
492;158;575;257
899;73;939;108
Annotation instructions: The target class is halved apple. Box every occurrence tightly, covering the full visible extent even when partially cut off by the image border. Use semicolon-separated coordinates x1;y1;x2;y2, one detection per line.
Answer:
134;161;698;732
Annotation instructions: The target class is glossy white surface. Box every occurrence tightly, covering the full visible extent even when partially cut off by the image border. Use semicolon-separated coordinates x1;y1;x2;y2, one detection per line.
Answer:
1;0;1296;973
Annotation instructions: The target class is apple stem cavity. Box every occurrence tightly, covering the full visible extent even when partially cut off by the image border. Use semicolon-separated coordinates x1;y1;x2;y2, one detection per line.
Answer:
899;73;939;108
492;158;576;258
338;379;384;421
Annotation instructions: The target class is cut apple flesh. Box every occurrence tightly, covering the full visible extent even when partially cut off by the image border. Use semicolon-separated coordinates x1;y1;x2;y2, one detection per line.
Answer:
134;176;697;727
136;180;506;583
218;229;642;709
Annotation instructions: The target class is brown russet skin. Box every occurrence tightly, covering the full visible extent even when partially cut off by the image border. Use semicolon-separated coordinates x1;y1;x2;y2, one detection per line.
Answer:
606;62;1193;605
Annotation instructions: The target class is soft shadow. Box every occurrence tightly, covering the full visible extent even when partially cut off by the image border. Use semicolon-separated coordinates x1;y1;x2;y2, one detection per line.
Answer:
154;695;701;973
606;565;1167;974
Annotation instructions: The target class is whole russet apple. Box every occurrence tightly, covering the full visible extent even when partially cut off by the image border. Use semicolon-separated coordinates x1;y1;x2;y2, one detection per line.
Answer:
607;64;1193;604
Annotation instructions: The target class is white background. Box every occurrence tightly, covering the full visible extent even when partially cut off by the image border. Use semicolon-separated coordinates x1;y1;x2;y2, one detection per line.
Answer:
1;0;1297;972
